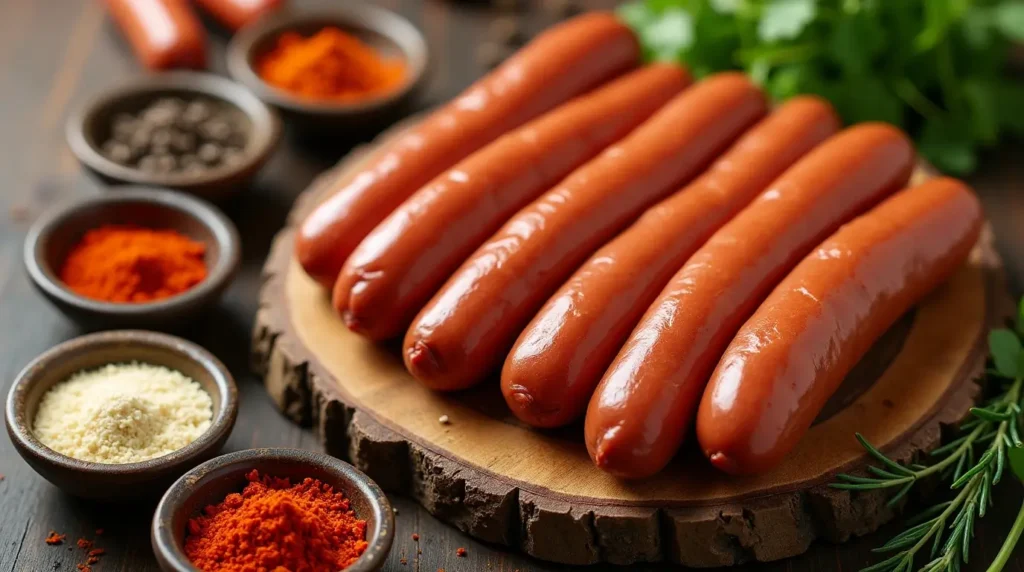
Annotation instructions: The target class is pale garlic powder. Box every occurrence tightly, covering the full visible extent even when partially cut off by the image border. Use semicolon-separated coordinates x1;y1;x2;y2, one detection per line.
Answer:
33;362;213;464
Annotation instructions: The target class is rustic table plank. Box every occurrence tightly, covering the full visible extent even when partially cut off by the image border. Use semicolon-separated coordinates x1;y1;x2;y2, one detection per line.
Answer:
0;1;1021;571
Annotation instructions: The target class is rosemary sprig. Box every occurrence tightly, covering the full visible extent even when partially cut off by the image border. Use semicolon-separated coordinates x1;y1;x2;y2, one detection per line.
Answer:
832;298;1024;572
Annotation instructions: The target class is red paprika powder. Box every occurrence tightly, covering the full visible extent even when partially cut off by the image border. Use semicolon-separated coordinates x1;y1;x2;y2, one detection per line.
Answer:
184;470;368;572
60;225;207;303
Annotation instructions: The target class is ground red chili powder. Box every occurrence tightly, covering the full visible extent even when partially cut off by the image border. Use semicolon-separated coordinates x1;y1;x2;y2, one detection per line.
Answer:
184;469;368;572
45;531;65;545
59;224;207;303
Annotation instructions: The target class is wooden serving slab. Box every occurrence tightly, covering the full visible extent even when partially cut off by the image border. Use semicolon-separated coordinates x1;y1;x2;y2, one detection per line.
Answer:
252;128;1011;567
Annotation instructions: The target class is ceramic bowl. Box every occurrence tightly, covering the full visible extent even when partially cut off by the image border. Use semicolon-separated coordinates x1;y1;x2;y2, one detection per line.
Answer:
4;330;238;500
152;448;394;571
226;5;428;136
66;72;280;200
23;187;240;330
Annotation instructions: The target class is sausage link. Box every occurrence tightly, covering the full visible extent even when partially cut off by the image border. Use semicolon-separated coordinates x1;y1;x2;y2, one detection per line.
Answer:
584;123;915;479
697;177;982;475
192;0;284;30
502;96;840;428
334;65;691;341
295;13;639;288
405;73;768;391
103;0;207;70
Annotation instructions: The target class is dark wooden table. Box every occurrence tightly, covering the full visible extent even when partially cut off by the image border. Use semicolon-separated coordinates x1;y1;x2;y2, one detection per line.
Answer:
1;1;1022;570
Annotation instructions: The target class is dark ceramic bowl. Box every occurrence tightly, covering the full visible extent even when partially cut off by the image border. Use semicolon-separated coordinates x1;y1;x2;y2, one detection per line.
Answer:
226;5;428;136
4;330;238;500
66;72;280;200
152;448;394;571
23;187;240;330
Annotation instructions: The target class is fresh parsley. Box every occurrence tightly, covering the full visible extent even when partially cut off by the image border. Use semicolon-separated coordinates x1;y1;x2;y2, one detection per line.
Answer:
619;0;1024;175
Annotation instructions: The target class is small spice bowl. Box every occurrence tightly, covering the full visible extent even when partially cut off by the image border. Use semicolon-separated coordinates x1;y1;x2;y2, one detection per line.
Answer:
226;5;428;135
4;330;238;500
152;448;394;571
66;72;280;200
24;187;240;330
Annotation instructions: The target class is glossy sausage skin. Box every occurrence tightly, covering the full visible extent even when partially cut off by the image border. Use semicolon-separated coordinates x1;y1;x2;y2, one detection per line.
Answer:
404;73;768;391
584;123;915;479
192;0;284;30
295;13;640;288
502;96;841;428
104;0;207;70
697;177;982;475
333;65;691;341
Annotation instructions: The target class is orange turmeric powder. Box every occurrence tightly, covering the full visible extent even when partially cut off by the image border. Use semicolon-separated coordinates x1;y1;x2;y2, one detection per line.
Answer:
256;27;407;102
59;225;207;303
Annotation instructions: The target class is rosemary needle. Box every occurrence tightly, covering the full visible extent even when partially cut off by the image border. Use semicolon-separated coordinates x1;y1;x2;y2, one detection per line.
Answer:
831;308;1024;572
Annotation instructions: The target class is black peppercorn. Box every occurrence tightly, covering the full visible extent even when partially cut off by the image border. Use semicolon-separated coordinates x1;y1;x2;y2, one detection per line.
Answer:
99;96;251;177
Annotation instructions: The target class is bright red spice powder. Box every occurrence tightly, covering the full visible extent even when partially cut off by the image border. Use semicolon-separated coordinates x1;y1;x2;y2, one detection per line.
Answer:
184;470;368;572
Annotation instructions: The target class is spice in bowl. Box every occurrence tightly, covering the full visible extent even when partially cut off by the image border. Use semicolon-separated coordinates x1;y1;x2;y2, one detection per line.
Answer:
59;225;207;303
32;362;213;464
184;470;368;571
100;97;250;176
255;27;406;103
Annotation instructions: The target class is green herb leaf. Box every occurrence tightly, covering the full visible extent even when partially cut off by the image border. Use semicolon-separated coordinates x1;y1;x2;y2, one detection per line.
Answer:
617;1;654;29
642;7;695;61
709;0;740;14
830;15;874;73
962;6;996;48
918;118;978;175
1018;297;1024;339
1011;444;1024;482
989;329;1022;378
624;0;1024;176
996;83;1024;137
993;2;1024;41
963;80;998;145
758;0;816;42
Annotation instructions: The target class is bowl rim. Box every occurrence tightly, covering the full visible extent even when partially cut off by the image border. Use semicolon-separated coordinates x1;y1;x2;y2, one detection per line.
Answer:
65;71;281;189
151;448;395;572
23;186;240;316
226;4;428;116
3;329;239;475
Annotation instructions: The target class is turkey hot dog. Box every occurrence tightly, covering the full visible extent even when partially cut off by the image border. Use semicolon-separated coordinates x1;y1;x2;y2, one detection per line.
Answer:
697;177;982;475
585;123;915;479
333;64;691;341
295;12;640;288
405;73;768;391
502;96;841;428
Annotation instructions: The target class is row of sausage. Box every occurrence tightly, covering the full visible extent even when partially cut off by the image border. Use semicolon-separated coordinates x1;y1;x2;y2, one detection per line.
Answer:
293;12;983;479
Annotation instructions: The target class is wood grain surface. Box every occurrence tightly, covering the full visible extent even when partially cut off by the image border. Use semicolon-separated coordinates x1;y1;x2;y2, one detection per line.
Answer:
0;1;1022;571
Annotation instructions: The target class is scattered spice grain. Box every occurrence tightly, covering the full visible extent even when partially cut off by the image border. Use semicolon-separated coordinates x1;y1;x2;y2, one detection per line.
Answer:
457;547;467;557
76;538;92;550
45;531;65;545
412;533;419;541
94;529;103;535
438;414;450;425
